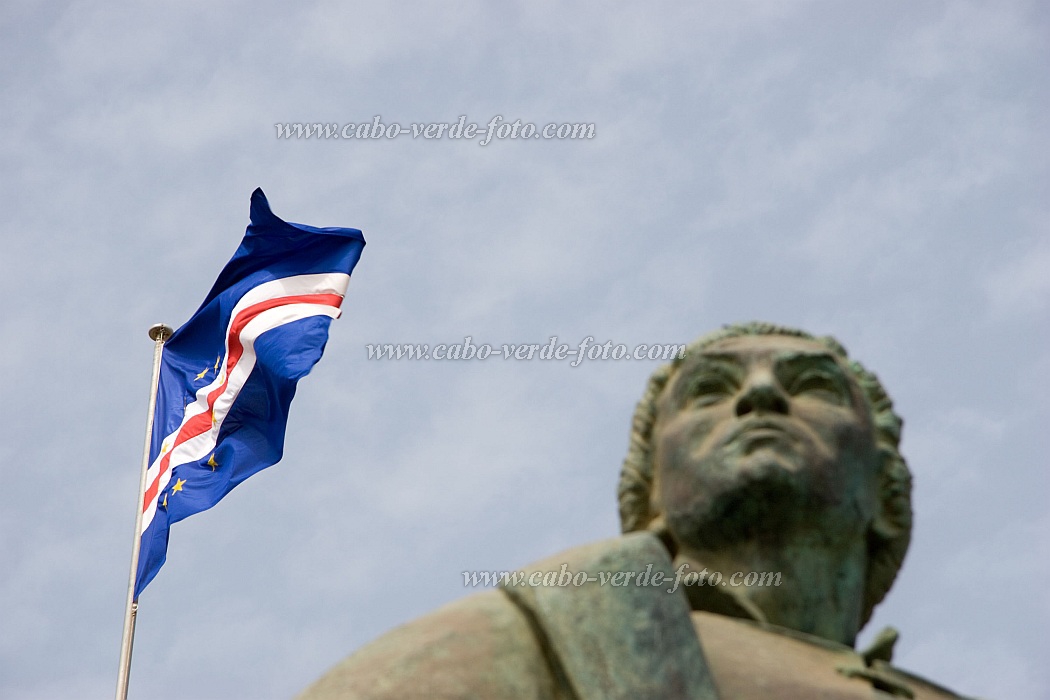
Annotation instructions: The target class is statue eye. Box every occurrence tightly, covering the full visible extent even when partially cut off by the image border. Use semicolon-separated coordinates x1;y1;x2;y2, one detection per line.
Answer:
789;370;846;404
686;375;735;406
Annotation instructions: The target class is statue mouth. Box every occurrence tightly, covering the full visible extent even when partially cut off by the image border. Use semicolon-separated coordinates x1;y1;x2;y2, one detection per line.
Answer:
727;418;800;445
720;419;812;462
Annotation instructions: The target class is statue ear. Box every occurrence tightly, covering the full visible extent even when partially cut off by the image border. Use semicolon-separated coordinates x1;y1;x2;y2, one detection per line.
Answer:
862;446;913;625
870;447;908;541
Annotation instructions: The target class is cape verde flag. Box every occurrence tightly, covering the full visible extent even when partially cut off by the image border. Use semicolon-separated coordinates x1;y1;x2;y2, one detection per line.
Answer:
134;189;365;597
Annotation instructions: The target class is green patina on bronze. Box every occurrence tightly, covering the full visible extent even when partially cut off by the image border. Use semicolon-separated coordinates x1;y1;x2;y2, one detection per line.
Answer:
618;321;913;643
299;323;979;700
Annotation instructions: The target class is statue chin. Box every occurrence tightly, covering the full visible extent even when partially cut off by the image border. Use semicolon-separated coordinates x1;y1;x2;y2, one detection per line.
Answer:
663;442;827;541
665;463;812;550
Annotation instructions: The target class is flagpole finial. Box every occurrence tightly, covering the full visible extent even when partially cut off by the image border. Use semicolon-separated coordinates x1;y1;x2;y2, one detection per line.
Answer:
148;324;174;342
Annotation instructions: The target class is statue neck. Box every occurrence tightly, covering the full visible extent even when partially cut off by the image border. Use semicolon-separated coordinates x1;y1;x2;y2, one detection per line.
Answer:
675;535;868;646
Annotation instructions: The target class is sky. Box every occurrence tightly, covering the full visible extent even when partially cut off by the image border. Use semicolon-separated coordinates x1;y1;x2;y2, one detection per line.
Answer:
1;1;1047;698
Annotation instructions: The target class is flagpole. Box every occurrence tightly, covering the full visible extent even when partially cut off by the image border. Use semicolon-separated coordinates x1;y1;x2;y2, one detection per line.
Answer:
116;323;173;700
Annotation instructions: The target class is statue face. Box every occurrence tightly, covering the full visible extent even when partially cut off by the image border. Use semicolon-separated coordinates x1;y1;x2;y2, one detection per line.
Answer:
651;334;880;549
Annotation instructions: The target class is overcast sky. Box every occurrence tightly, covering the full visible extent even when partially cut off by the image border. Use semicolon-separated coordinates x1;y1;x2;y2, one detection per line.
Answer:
2;1;1048;698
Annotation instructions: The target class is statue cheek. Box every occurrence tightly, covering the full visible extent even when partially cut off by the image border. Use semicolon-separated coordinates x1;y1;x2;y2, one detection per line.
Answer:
808;408;871;461
818;425;880;511
656;417;714;473
659;465;697;507
655;433;717;516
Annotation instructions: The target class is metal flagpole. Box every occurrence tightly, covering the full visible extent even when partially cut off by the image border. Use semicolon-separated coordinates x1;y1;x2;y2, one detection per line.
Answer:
115;323;173;700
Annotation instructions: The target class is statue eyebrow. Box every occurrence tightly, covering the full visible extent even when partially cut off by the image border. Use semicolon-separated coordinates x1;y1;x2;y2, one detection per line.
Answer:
694;352;745;366
774;350;842;367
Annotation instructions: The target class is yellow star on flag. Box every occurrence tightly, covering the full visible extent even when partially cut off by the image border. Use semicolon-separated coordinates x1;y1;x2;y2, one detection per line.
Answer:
162;493;168;508
171;478;186;494
207;454;218;471
194;366;209;381
213;355;221;372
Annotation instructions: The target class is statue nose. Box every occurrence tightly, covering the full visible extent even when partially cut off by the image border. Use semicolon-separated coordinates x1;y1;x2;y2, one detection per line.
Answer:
735;379;789;417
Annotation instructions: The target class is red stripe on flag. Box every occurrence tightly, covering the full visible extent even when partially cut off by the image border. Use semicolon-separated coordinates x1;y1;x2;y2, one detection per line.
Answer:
141;292;343;513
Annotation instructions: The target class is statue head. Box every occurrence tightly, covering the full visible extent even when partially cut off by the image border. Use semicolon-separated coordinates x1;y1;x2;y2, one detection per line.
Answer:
617;322;912;628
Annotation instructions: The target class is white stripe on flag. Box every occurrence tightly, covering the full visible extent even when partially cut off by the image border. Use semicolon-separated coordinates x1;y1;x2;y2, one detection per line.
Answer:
140;274;348;531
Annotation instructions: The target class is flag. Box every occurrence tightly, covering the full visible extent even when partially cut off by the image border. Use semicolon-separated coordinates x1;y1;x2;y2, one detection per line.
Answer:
134;188;365;597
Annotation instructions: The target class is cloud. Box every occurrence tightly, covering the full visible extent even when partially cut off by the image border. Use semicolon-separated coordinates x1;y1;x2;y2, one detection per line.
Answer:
1;2;1046;698
983;234;1050;320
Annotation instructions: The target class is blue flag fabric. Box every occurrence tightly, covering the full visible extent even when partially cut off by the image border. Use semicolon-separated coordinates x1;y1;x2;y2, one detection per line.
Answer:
134;189;365;597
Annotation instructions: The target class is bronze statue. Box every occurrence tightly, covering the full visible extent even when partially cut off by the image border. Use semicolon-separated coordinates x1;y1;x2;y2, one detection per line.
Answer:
299;322;976;699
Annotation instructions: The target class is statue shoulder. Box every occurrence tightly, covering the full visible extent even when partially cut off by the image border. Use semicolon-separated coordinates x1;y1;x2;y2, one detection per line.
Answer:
878;664;983;700
296;589;565;700
691;611;974;700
